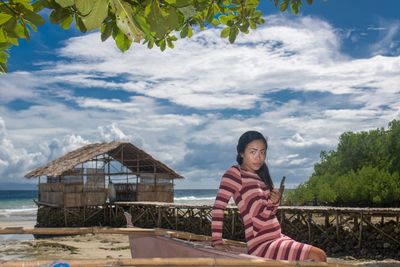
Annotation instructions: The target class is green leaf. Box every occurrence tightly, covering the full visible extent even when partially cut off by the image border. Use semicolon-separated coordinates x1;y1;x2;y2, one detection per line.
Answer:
211;18;219;27
145;0;179;39
132;15;152;37
113;0;144;42
167;38;174;48
101;20;113;41
75;15;87;32
3;17;17;33
21;7;46;26
32;0;48;12
280;0;289;12
253;10;262;18
55;0;75;8
0;31;6;43
228;25;238;43
290;0;301;14
220;27;229;38
165;0;176;5
0;47;8;59
177;0;193;7
166;0;192;8
50;8;71;24
206;6;214;23
75;0;95;15
81;0;109;31
8;37;18;46
239;23;248;33
114;30;131;51
159;38;166;51
177;6;197;20
249;19;256;29
13;24;26;39
0;14;12;25
187;24;192;37
147;39;154;48
0;62;7;73
23;23;30;40
25;20;38;32
218;15;228;25
180;24;188;38
0;42;12;50
60;14;73;29
246;0;259;8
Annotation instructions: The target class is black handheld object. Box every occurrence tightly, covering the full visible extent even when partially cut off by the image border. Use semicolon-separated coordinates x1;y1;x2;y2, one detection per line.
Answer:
279;176;286;200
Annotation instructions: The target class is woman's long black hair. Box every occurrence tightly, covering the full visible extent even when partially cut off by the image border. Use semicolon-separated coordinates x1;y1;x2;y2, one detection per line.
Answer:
236;131;274;190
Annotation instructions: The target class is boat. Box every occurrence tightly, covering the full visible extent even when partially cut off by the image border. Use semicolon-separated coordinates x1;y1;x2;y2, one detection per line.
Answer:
123;212;354;267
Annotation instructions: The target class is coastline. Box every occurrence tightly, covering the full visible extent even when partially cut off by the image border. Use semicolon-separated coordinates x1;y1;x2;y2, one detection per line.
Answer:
0;219;131;261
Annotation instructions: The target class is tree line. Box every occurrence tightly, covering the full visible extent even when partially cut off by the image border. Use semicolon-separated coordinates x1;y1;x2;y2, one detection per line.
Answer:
285;119;400;207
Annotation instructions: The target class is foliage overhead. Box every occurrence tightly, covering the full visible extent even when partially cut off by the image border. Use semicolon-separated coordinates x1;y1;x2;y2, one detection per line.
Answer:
0;0;313;73
286;120;400;207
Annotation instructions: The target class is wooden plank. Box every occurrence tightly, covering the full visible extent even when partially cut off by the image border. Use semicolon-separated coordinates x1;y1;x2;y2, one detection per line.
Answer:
0;258;356;267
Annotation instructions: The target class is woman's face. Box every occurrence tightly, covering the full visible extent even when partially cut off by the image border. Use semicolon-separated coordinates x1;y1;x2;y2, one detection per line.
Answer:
240;139;266;173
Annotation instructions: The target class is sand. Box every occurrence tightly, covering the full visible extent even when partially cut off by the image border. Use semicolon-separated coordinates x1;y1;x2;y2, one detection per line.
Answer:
0;220;131;261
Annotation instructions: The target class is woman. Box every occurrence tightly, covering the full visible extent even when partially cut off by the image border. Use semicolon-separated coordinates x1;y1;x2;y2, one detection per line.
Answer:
211;131;326;261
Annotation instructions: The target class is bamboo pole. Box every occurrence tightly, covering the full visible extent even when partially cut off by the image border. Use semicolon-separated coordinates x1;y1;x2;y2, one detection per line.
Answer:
0;227;154;235
0;258;356;267
0;226;247;248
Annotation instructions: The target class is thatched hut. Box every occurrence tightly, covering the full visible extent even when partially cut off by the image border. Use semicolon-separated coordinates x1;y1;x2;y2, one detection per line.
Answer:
25;141;183;207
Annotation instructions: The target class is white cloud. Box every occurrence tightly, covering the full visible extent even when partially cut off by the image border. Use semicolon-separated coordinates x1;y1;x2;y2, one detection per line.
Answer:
369;20;400;56
0;15;399;188
99;123;130;142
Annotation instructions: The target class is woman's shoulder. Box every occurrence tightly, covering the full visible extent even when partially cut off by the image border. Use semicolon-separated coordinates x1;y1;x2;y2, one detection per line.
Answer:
224;165;241;177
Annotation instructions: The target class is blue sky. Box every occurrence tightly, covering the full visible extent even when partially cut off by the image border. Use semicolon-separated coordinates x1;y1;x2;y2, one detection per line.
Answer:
0;0;399;189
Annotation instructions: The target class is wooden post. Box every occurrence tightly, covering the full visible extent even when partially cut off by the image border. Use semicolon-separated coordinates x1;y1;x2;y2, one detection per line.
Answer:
336;211;339;242
64;208;68;227
231;209;235;239
358;212;363;248
324;212;329;228
307;212;311;243
157;207;162;227
175;207;178;230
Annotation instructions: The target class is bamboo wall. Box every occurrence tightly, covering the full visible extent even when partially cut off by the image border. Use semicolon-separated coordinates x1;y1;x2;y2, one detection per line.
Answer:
39;183;107;207
137;184;173;202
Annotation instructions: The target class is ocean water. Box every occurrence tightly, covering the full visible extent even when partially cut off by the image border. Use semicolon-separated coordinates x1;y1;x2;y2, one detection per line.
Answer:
0;189;217;223
0;189;217;243
0;190;38;222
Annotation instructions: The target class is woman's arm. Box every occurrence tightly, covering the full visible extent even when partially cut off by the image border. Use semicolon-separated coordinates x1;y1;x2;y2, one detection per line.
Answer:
211;167;241;246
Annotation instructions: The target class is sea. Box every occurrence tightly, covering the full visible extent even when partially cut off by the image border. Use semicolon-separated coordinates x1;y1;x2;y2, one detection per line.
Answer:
0;189;217;220
0;189;217;243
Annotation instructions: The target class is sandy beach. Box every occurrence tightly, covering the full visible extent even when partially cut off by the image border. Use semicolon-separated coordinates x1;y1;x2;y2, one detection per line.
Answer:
0;220;131;262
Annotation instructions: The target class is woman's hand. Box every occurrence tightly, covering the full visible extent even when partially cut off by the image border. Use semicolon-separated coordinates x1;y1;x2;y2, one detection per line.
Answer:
270;188;281;204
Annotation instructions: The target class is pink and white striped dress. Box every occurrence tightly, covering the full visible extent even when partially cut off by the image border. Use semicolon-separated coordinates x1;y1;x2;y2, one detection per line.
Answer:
212;165;311;260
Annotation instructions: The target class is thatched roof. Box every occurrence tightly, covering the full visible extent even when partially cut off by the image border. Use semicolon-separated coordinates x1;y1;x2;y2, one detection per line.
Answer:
25;141;183;179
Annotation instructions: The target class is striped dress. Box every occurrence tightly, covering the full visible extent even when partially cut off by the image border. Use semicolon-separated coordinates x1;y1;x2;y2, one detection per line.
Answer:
212;165;311;261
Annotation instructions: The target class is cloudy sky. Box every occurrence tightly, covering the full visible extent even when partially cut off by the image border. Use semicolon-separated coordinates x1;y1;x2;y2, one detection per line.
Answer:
0;0;399;189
